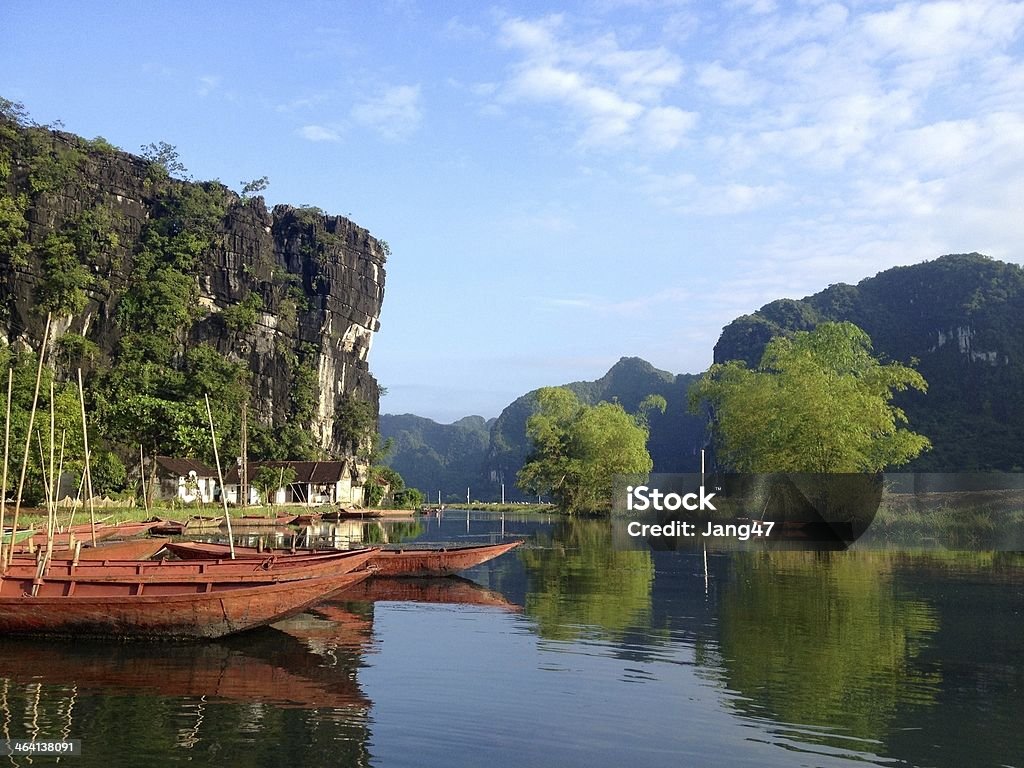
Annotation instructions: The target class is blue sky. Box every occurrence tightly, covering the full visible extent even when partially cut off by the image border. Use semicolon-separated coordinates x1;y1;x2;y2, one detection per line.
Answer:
3;1;1023;422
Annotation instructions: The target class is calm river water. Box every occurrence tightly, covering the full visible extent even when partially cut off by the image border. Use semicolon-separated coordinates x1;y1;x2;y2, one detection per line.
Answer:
0;512;1020;767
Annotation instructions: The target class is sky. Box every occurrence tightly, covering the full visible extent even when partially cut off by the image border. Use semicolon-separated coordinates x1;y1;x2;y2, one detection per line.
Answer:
3;0;1023;422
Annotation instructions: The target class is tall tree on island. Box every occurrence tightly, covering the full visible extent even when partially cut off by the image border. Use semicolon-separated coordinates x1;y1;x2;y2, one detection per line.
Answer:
690;322;931;472
517;387;665;514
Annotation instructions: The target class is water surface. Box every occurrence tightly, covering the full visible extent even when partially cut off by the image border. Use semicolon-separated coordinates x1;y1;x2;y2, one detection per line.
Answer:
0;512;1020;767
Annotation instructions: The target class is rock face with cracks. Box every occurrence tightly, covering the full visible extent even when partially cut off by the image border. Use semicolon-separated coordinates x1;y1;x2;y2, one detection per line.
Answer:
0;117;386;469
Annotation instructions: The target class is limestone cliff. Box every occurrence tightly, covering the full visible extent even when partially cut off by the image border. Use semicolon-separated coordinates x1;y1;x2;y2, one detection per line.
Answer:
0;116;385;470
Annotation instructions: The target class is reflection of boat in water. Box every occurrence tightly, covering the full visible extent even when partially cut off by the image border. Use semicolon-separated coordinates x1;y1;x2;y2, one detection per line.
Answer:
163;539;525;577
0;629;370;710
345;575;522;610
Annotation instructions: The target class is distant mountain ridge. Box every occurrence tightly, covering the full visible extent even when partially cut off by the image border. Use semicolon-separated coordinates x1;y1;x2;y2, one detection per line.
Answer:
384;253;1024;498
714;253;1024;470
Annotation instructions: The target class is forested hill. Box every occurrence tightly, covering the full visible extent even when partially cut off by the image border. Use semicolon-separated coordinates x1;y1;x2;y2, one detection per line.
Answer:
382;358;707;502
0;109;386;488
379;414;493;501
714;254;1024;471
485;357;706;501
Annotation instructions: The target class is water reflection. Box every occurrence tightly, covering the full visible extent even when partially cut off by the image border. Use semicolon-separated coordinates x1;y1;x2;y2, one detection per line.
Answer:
519;518;654;641
0;513;1020;767
716;552;941;751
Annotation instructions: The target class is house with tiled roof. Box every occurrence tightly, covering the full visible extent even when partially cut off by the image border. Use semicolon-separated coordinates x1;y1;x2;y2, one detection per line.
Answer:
223;460;362;506
151;456;218;504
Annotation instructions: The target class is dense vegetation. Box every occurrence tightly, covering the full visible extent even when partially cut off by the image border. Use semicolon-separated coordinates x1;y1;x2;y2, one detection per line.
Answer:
692;322;931;472
517;387;664;513
714;254;1024;470
0;100;379;502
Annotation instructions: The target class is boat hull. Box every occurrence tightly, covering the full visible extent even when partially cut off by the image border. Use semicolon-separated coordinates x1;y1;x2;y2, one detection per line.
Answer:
164;540;524;577
2;548;377;590
0;568;372;639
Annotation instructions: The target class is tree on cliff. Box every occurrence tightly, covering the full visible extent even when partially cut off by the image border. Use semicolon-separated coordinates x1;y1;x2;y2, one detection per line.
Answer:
517;388;662;513
689;322;931;472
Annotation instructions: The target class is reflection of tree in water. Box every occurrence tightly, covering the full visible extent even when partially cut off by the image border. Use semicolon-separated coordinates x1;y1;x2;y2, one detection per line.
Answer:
717;552;940;747
521;518;654;641
365;520;424;544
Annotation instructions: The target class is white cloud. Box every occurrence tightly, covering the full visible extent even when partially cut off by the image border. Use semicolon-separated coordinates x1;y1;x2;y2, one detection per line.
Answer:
297;124;341;142
697;62;763;106
493;15;691;151
196;75;221;97
352;85;423;140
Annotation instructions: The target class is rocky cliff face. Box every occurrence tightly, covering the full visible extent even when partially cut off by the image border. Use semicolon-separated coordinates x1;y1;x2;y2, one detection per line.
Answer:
0;117;385;464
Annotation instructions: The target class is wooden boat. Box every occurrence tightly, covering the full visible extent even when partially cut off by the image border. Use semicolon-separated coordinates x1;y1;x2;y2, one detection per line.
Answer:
4;547;378;587
184;515;224;532
370;541;524;576
50;537;169;561
0;567;373;639
106;519;163;538
293;512;322;525
321;506;382;521
164;539;524;577
149;518;186;535
14;526;119;553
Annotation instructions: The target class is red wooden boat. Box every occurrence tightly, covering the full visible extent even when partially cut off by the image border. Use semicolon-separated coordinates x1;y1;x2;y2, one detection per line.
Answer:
15;526;119;553
165;539;524;577
0;567;372;639
48;537;169;561
371;541;524;576
105;519;163;537
149;518;186;535
3;547;377;588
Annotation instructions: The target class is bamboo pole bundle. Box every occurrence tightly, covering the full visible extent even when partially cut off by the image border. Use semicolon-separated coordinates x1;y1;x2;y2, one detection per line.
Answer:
205;394;235;559
77;369;97;547
7;313;51;570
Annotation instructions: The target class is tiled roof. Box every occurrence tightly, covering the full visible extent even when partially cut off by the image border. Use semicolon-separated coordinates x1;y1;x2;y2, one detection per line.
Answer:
154;456;217;478
223;460;349;485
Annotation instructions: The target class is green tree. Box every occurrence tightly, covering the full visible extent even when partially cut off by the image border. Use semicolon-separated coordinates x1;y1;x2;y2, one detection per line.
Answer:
690;322;931;472
518;387;655;514
251;465;297;508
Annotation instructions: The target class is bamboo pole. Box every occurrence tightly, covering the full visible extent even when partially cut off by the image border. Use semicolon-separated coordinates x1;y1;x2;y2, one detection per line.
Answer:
55;429;66;529
139;444;149;513
0;368;12;569
205;394;235;558
8;313;51;569
77;369;96;547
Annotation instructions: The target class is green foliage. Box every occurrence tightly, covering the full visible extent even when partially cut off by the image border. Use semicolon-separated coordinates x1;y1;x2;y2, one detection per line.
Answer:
518;387;655;514
240;176;269;201
251;465;297;505
55;333;100;370
520;518;654;641
392;486;423;508
691;322;931;472
140;141;187;179
0;194;32;268
28;141;86;194
36;233;90;314
221;292;264;331
334;394;375;452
